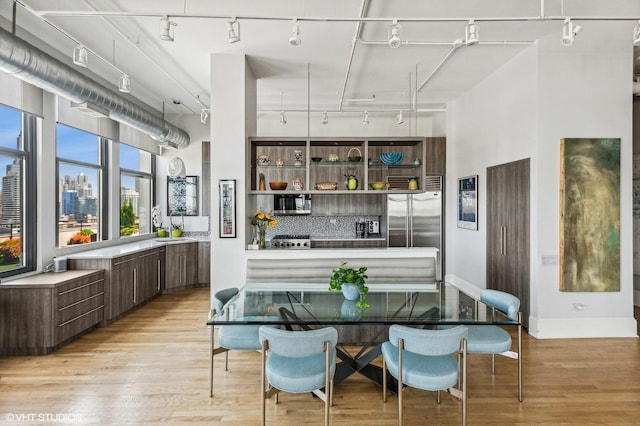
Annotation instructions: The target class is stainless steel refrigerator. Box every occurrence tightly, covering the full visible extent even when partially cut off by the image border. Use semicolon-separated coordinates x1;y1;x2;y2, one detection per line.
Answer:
387;177;443;278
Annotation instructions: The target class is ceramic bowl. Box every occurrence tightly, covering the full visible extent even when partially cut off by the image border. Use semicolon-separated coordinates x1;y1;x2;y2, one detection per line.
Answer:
348;156;362;162
369;182;386;190
379;152;404;166
311;157;323;162
269;181;288;190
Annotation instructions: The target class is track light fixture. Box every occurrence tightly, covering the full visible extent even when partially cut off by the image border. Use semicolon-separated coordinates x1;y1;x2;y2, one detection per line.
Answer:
227;19;240;43
160;16;177;42
465;19;479;46
289;19;301;46
279;111;287;125
118;74;130;93
200;109;210;124
633;20;640;46
362;110;369;125
396;110;404;124
388;20;402;48
321;110;328;124
72;45;88;67
561;18;581;46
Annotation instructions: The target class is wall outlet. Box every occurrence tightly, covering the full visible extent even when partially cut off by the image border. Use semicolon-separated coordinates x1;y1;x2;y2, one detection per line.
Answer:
330;218;337;224
541;255;559;265
572;302;587;311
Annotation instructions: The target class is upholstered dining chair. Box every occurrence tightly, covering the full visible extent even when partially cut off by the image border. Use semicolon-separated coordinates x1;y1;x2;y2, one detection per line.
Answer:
209;287;277;397
259;326;338;426
382;324;468;426
466;289;522;401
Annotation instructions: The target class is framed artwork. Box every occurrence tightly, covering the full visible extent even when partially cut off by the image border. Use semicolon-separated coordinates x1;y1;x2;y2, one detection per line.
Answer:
559;138;620;292
457;175;478;230
219;179;236;238
167;176;198;216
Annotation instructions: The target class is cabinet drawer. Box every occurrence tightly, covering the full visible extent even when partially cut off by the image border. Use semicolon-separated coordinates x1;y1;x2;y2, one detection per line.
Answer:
57;304;104;343
57;291;104;324
57;275;105;307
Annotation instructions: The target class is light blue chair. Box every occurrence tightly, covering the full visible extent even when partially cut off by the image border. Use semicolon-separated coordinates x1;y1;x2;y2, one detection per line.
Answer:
382;324;468;426
209;287;277;397
259;326;338;426
467;289;522;401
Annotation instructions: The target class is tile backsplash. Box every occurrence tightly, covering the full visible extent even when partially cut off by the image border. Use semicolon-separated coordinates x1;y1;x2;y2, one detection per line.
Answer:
263;215;381;239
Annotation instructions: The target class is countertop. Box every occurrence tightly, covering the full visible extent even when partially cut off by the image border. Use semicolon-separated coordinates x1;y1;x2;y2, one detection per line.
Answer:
0;270;103;288
64;236;208;260
245;247;438;259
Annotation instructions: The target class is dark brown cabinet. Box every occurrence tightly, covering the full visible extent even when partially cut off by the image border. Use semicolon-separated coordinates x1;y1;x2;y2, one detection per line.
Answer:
165;241;198;291
0;270;105;355
68;247;165;323
198;241;210;285
486;158;530;328
425;137;446;177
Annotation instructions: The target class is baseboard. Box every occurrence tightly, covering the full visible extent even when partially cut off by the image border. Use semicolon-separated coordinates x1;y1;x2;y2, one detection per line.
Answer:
529;316;638;339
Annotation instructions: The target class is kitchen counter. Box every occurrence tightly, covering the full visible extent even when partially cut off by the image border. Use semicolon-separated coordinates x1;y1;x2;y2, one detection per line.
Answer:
64;236;207;260
0;270;102;288
246;247;438;260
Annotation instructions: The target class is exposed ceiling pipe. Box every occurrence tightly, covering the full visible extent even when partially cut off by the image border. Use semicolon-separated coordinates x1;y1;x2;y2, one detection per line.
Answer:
338;0;368;111
412;42;463;110
0;26;190;148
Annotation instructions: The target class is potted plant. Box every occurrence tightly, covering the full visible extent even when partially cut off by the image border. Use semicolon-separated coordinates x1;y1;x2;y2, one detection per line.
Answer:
171;223;183;238
329;261;369;308
151;205;167;237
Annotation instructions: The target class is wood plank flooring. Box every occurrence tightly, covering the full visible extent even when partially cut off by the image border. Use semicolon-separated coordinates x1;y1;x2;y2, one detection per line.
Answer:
0;287;639;425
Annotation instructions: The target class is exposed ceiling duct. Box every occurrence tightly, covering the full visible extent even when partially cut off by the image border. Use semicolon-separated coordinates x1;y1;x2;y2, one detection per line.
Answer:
0;26;189;149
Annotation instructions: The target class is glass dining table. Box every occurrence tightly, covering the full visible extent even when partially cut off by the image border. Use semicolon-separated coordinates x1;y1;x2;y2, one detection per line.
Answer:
207;281;521;395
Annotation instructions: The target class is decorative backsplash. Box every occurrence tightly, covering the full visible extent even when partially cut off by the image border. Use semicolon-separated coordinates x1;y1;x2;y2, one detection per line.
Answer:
264;215;381;240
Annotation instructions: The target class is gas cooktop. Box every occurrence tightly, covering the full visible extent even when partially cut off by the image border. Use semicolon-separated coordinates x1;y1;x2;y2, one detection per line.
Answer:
270;234;311;249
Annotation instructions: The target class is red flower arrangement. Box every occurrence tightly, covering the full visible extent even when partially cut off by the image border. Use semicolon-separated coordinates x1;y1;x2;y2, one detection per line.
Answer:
68;233;91;245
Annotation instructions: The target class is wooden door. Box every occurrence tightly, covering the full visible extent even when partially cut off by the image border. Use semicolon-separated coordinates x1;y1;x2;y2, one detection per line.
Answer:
486;158;530;329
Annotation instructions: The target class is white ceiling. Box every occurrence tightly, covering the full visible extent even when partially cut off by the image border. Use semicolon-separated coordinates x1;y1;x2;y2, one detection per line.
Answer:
2;0;640;117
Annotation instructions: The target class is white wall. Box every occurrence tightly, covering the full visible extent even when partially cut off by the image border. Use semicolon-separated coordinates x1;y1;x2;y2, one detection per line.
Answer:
209;54;257;301
447;28;637;338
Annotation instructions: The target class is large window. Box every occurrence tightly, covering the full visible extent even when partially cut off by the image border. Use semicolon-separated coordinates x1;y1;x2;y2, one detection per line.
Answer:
120;143;154;236
0;103;36;277
56;124;105;247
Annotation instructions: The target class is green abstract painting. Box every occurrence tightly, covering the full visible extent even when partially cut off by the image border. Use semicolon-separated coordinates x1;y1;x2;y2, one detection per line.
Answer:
559;138;620;292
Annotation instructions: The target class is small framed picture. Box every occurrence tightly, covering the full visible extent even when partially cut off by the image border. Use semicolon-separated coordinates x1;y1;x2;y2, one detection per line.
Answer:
219;179;236;238
458;175;478;230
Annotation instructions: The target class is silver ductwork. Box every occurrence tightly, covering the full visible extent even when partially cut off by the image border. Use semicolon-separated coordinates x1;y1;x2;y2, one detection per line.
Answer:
0;26;189;149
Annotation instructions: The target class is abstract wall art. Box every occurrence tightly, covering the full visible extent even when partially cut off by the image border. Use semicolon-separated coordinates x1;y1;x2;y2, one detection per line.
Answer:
559;138;620;292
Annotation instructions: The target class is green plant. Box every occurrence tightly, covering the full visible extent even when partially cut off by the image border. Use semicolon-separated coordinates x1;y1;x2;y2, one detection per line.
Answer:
78;229;94;236
329;261;369;307
171;223;182;230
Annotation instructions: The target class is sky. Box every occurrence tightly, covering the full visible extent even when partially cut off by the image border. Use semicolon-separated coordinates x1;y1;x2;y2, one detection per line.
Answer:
0;105;143;198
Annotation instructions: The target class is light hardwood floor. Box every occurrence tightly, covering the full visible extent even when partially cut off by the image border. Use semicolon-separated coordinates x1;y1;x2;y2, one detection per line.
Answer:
0;287;639;425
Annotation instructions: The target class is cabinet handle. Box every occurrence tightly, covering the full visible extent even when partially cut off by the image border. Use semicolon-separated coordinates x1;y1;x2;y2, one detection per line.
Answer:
157;259;161;291
500;226;507;256
133;267;137;304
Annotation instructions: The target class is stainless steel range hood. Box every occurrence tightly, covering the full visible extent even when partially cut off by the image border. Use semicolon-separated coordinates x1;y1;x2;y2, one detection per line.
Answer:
0;26;189;149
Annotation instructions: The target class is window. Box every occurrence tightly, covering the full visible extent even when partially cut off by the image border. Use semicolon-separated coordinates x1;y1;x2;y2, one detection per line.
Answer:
120;143;154;236
0;103;36;277
56;124;104;247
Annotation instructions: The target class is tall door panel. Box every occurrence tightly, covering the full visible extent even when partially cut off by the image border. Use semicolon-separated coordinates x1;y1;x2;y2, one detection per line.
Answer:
486;159;530;329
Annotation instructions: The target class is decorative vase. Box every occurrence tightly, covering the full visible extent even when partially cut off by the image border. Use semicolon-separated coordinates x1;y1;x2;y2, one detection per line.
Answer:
408;177;418;190
171;229;182;238
340;300;360;320
341;283;361;301
259;173;266;191
258;227;266;249
157;229;167;238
